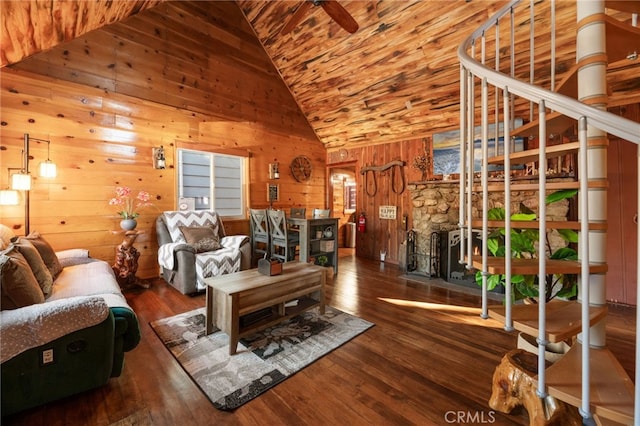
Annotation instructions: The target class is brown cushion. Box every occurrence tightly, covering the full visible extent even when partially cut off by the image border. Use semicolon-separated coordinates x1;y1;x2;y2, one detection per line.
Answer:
0;224;15;250
25;232;63;279
0;247;45;310
12;237;54;296
179;226;222;253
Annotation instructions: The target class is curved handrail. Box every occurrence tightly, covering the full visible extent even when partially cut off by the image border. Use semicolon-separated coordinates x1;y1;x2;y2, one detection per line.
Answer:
457;0;640;144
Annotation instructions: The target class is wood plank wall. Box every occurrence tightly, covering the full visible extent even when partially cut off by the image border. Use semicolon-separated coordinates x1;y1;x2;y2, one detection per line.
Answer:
0;69;325;278
0;2;329;279
327;139;428;265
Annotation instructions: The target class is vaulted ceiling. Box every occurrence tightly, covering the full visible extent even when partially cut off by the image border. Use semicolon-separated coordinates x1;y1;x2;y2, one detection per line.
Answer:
2;1;639;150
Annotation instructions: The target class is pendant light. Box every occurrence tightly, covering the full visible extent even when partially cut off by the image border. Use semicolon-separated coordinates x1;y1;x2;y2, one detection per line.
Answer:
39;139;57;177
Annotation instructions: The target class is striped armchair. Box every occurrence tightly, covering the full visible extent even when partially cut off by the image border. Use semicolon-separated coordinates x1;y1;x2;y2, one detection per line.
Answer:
156;210;250;294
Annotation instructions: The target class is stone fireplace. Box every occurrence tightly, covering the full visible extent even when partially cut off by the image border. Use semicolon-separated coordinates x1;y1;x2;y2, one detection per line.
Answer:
407;178;573;285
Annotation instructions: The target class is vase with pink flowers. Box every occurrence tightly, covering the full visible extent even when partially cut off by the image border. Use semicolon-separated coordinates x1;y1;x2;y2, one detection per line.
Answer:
108;186;154;230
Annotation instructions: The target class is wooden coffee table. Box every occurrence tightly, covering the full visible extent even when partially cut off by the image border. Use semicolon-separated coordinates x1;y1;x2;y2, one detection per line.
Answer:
204;262;326;355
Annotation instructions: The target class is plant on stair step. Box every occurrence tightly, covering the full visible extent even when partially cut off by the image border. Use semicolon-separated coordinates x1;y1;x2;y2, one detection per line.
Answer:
475;189;579;303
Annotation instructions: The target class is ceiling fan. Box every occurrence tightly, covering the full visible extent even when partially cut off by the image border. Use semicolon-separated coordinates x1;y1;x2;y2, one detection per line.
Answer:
280;0;359;35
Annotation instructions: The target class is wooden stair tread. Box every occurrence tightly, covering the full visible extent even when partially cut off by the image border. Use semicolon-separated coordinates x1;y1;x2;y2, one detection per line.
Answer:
510;112;577;141
473;180;608;192
546;342;634;424
470;256;608;275
488;139;608;166
475;182;579;191
488;301;608;343
605;14;640;64
606;0;640;14
470;220;607;231
488;139;579;165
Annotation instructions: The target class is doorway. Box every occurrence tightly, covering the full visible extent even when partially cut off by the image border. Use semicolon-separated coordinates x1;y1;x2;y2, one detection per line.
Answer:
327;163;357;249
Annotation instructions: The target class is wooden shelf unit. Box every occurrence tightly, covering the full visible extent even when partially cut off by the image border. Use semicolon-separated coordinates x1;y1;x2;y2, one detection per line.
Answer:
289;217;339;274
487;301;608;343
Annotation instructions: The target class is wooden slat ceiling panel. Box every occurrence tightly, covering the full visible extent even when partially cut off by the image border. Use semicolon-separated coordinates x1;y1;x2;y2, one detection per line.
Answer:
0;0;164;66
2;1;638;149
238;0;565;148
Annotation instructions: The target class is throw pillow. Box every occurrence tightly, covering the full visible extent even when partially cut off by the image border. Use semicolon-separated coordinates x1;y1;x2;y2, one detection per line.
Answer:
12;237;54;296
163;211;221;243
0;224;15;250
0;247;45;310
24;232;63;279
179;226;222;253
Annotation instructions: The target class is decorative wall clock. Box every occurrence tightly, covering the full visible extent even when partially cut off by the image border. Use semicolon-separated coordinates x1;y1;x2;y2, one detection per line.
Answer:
338;148;348;161
290;155;312;182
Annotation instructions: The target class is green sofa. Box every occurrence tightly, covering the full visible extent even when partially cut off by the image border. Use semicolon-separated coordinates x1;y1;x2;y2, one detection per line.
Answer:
0;226;141;416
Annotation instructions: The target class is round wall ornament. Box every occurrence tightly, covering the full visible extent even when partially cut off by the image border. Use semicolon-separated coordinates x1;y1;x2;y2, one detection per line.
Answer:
290;155;312;182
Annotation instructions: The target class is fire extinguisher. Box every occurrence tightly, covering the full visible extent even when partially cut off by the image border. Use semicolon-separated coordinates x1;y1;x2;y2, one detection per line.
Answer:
357;212;366;233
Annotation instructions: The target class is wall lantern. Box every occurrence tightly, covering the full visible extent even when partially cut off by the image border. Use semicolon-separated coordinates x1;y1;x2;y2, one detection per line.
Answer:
39;139;57;178
153;146;166;169
0;189;19;205
0;168;21;205
0;134;57;234
269;162;280;179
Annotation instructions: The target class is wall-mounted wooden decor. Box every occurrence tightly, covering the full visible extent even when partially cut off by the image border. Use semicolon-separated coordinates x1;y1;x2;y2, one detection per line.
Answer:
267;183;279;202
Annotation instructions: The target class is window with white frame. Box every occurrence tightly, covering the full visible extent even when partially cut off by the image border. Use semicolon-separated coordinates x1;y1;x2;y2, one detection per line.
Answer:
177;149;247;218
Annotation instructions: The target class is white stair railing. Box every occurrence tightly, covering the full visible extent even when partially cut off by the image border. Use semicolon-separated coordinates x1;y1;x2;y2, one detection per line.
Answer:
458;0;640;422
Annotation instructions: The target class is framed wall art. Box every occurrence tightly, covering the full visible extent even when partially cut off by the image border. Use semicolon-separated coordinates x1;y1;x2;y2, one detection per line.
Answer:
432;118;524;175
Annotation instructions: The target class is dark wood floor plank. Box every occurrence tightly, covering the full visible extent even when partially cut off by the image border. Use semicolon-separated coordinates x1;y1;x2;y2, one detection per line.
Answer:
3;250;636;425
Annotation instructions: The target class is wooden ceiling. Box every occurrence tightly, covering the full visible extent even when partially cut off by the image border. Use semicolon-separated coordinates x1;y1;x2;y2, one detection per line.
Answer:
0;0;163;65
2;1;639;150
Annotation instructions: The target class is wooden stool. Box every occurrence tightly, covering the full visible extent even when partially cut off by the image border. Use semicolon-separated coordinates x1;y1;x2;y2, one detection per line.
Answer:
489;349;582;426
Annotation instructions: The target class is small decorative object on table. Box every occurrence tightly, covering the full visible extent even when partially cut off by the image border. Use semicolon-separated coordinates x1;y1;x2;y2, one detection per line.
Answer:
320;239;335;252
258;256;283;276
120;218;137;231
380;250;387;262
323;226;333;238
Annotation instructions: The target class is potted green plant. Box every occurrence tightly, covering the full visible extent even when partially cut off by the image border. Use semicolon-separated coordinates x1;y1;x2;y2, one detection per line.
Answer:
316;255;329;267
475;189;578;303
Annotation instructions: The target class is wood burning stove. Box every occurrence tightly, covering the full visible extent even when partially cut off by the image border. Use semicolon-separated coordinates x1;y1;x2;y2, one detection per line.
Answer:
443;229;482;287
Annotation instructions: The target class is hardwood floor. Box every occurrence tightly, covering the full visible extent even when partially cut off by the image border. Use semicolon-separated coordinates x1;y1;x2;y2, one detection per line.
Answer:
4;250;636;425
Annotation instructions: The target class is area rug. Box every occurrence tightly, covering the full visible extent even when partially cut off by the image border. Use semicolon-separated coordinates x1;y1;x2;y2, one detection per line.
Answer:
150;306;373;410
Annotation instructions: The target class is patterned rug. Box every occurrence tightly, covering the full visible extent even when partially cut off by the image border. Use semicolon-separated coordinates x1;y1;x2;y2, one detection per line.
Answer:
150;306;373;410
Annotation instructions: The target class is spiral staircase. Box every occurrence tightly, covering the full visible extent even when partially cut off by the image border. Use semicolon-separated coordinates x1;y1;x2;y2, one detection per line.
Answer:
458;0;640;424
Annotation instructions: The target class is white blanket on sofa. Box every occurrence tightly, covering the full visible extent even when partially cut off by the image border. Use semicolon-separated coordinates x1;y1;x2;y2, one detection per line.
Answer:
1;260;133;363
0;296;109;363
